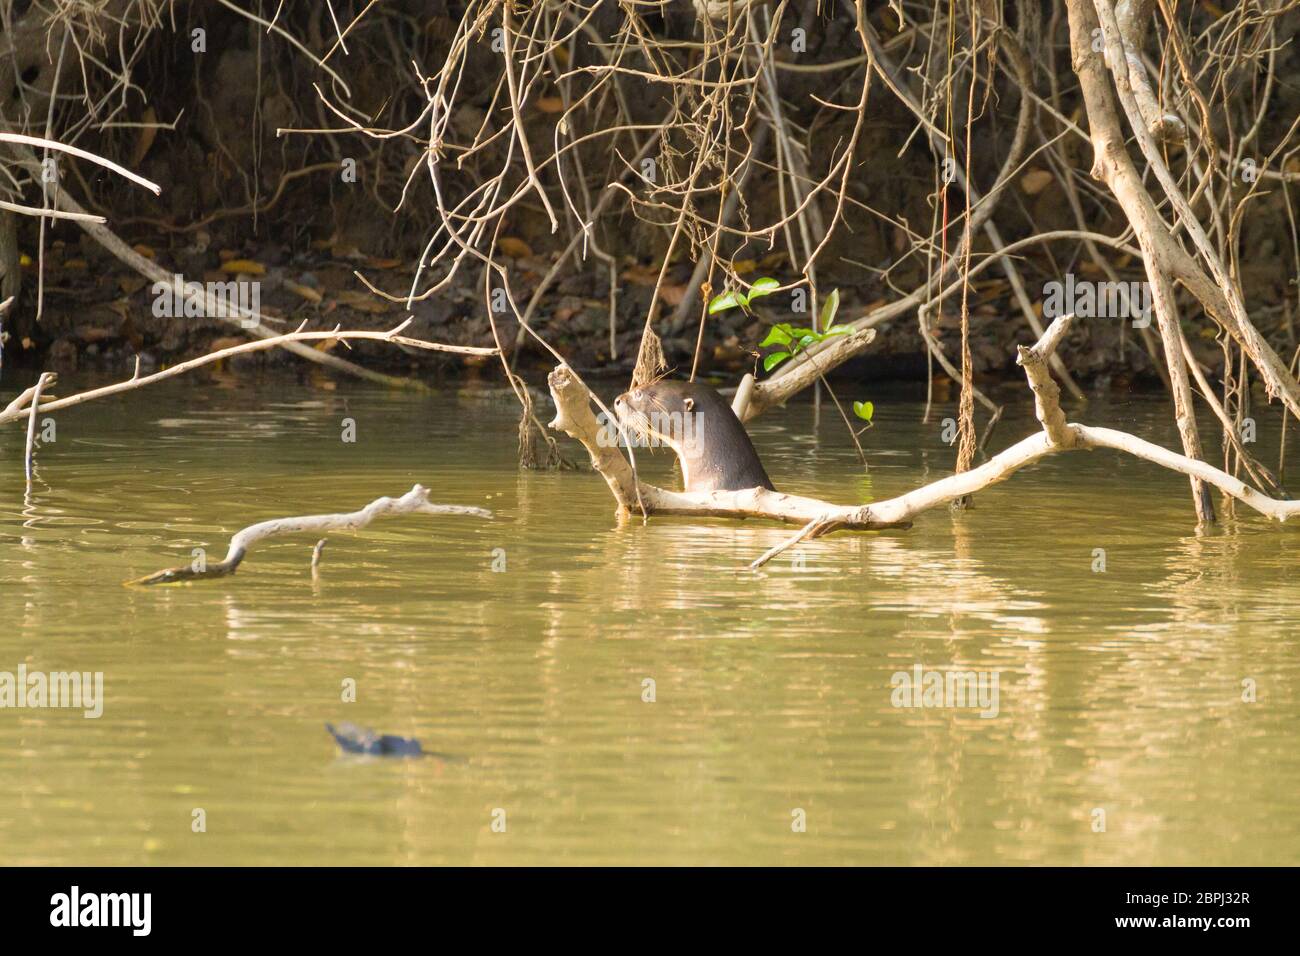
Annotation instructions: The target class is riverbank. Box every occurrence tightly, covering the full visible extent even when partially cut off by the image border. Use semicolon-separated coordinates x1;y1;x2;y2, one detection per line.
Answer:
1;235;1249;394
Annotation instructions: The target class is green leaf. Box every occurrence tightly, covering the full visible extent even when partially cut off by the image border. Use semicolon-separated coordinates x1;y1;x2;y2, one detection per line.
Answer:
788;327;816;340
796;334;816;350
853;400;874;422
823;324;854;336
763;351;791;372
759;325;793;347
747;277;780;301
818;288;841;330
709;290;746;314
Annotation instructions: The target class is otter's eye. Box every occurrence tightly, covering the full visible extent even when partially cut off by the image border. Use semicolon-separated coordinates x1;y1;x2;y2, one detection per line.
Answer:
632;390;643;402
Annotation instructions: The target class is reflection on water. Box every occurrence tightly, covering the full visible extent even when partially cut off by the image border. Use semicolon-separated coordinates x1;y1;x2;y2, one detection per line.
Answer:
1;371;1297;864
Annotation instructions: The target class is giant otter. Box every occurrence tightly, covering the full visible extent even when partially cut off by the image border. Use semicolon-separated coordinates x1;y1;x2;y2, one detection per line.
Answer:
326;722;461;761
326;722;427;756
614;379;776;492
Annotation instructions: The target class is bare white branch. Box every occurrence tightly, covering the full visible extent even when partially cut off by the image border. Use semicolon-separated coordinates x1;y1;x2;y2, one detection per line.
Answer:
129;485;492;585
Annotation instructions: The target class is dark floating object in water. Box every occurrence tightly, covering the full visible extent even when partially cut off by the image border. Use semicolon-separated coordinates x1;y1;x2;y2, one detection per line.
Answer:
326;722;428;758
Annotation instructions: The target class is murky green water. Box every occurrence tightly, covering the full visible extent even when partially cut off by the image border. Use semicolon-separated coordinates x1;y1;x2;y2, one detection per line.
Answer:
1;367;1297;865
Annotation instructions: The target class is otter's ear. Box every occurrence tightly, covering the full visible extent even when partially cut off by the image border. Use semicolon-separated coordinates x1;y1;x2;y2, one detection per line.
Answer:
683;396;695;411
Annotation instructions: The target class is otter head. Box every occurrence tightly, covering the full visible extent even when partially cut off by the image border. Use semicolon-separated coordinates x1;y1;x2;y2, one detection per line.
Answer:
614;380;775;493
614;380;708;458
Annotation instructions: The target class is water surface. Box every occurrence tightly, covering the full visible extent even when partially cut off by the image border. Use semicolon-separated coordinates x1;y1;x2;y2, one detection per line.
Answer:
1;369;1297;865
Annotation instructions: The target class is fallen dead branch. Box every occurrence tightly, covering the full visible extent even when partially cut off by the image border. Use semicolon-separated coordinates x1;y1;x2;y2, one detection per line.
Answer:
51;182;433;391
0;319;497;428
1;136;436;392
732;327;878;421
127;484;492;586
547;316;1300;571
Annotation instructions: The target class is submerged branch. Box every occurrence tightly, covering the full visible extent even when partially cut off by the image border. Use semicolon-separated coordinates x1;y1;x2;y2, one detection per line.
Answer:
127;484;492;586
23;371;52;493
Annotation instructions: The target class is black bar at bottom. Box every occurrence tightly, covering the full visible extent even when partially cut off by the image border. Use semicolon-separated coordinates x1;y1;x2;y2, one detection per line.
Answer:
0;867;1276;941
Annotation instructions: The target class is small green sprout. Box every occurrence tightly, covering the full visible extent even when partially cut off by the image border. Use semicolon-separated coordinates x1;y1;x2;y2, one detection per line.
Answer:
755;287;852;373
711;281;876;440
707;276;781;315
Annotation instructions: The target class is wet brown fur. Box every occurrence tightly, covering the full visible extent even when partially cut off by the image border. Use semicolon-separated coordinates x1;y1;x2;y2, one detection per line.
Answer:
614;379;776;493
